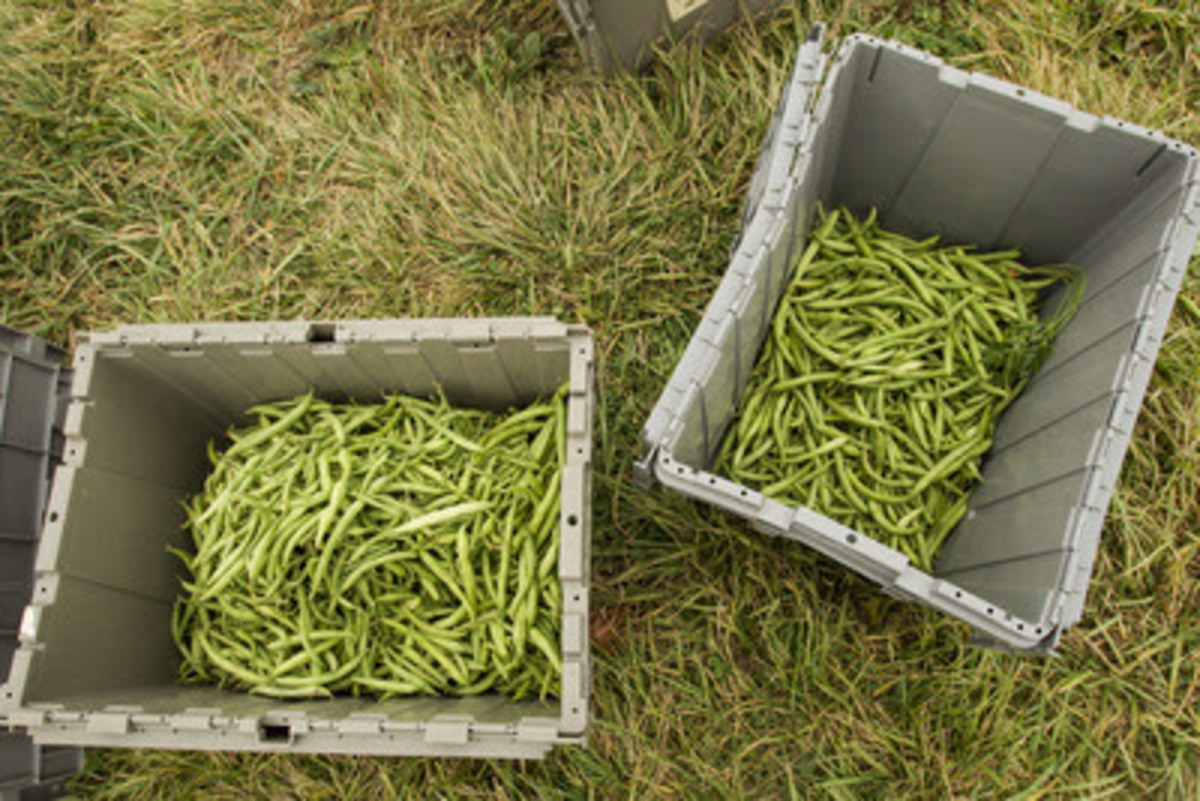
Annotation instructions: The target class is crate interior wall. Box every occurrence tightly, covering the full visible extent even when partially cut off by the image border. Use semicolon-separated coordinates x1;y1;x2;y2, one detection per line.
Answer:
2;319;592;758
0;327;82;797
554;0;785;74
641;34;1200;651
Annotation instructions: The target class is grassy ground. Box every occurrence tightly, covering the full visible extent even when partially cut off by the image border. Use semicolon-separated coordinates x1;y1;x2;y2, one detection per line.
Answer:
3;0;1198;797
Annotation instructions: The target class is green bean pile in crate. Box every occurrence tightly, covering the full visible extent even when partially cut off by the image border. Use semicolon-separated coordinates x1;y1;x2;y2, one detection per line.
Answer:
172;386;568;700
716;207;1084;570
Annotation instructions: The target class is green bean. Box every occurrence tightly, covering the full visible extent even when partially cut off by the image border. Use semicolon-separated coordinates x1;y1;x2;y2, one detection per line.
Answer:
353;676;425;697
224;392;314;458
252;683;335;699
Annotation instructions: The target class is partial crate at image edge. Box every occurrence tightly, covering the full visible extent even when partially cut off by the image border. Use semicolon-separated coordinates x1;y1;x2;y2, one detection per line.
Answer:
0;327;82;798
554;0;786;74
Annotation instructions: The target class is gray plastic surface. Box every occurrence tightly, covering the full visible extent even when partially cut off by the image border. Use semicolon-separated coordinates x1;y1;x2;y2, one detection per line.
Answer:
639;34;1200;652
0;318;594;759
554;0;786;74
0;328;82;799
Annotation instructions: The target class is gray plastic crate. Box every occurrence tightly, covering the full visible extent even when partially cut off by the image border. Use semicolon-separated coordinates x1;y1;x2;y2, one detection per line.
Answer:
0;739;79;801
0;327;82;799
554;0;785;74
0;318;593;758
638;32;1200;652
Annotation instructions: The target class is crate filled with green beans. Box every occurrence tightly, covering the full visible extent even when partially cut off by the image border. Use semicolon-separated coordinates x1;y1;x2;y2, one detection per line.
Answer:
0;319;593;759
640;32;1200;652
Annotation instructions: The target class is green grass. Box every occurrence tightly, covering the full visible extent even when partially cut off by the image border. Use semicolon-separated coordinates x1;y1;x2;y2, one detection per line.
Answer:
2;0;1198;797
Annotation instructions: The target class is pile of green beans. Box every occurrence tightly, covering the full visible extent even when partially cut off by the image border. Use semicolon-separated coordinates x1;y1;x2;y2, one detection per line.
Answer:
717;207;1083;570
172;386;567;701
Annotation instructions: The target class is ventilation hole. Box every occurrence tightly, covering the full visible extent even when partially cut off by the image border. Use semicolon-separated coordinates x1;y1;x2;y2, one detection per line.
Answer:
567;515;578;527
1017;624;1025;631
306;323;336;343
987;607;995;615
846;534;857;544
49;512;58;522
1016;88;1026;97
708;478;716;485
571;707;579;715
678;467;685;474
576;447;583;455
740;490;748;497
259;723;291;743
1035;628;1042;634
572;595;580;602
955;591;962;599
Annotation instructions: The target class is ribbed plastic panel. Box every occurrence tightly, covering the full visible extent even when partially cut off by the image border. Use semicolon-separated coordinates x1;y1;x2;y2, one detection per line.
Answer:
0;327;82;799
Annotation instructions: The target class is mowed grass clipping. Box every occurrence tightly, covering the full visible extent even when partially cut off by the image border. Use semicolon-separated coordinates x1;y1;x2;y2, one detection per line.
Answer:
2;0;1198;797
